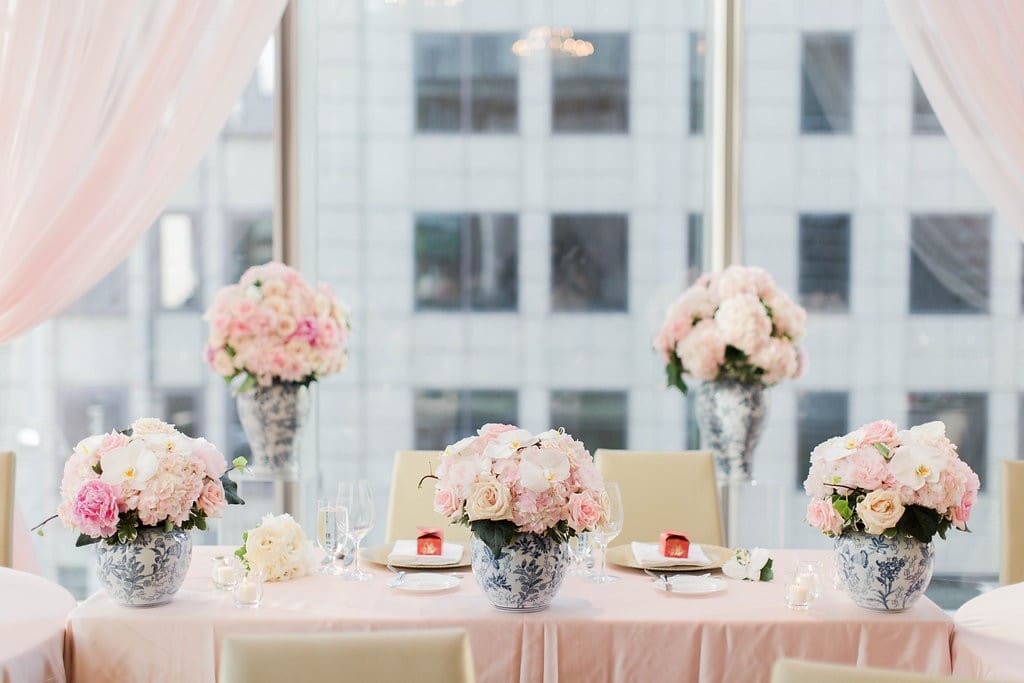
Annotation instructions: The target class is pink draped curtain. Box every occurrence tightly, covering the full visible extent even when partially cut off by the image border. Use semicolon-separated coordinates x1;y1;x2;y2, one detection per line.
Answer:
0;0;287;343
886;0;1024;233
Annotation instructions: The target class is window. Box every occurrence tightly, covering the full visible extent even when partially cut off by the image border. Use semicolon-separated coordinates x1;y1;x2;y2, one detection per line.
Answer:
801;33;852;134
912;75;942;135
58;388;128;449
228;213;274;284
57;565;91;601
157;391;203;438
910;215;990;314
414;213;518;311
551;214;628;312
687;213;705;285
224;39;275;136
552;33;629;132
798;213;850;312
152;213;201;311
415;33;518;133
908;393;988;485
62;264;129;316
414;390;519;450
689;32;706;134
550;390;627;451
796;392;849;488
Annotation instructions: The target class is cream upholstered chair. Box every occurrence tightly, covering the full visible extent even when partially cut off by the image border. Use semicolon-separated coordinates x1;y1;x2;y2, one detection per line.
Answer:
594;449;723;546
219;629;476;683
771;658;987;683
1001;460;1024;585
385;450;471;544
0;451;14;568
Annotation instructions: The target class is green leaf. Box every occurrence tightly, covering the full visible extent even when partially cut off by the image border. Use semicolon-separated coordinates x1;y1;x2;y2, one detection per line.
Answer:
221;471;245;506
92;462;103;475
759;557;774;582
665;355;688;394
895;505;940;544
874;443;890;460
470;519;517;559
164;518;174;533
832;497;853;521
75;534;101;547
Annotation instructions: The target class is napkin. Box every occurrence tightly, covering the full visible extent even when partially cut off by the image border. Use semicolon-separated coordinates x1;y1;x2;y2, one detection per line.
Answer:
631;541;713;568
387;540;464;566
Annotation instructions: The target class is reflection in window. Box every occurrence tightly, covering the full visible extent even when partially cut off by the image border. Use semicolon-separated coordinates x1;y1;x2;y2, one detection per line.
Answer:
58;388;128;449
229;214;274;283
689;32;706;135
63;264;129;316
910;215;990;314
551;214;628;312
908;392;988;485
552;33;629;133
154;213;200;311
414;389;518;450
414;213;518;311
157;391;202;438
415;33;518;133
912;75;942;135
550;390;627;451
801;33;852;134
798;213;850;311
796;391;848;489
686;213;705;285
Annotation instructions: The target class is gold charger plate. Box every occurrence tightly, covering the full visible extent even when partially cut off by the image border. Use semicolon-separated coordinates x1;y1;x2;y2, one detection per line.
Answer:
605;543;732;572
360;543;470;570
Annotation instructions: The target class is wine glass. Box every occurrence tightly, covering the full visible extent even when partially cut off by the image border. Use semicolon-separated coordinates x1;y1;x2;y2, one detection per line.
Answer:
315;498;347;575
338;480;375;582
567;531;594;576
590;482;624;584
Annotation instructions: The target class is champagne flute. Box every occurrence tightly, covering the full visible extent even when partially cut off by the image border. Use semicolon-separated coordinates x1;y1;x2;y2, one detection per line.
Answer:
338;480;375;582
590;482;624;584
315;498;342;575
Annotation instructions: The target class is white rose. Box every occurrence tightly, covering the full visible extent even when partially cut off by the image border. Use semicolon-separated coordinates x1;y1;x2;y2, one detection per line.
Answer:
856;489;905;535
244;513;315;582
465;477;513;521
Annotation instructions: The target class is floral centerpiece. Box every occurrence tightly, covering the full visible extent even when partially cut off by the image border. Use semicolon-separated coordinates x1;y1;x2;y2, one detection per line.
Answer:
235;513;319;582
655;265;806;481
41;418;245;607
204;261;351;476
803;420;980;611
432;423;608;612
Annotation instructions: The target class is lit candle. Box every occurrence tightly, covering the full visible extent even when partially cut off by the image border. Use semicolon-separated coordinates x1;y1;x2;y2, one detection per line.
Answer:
236;581;260;604
215;565;236;587
786;583;809;604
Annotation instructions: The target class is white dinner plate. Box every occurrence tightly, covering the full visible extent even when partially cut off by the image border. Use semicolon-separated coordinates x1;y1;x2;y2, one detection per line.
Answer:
651;575;726;596
360;544;470;569
389;573;461;593
605;543;731;572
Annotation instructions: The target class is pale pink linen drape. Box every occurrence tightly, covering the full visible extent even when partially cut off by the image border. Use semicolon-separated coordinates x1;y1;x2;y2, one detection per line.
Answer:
0;0;287;343
886;1;1024;233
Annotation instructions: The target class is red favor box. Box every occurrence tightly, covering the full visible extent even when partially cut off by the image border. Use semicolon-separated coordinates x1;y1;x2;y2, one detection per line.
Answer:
659;531;690;558
416;527;443;556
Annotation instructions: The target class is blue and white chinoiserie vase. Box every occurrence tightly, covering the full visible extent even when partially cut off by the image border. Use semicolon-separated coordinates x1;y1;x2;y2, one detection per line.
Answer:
95;528;192;607
471;534;570;612
694;379;767;483
236;381;310;479
834;530;935;612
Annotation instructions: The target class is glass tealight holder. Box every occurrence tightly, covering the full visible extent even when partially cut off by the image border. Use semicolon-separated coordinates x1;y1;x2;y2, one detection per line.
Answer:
211;555;241;591
795;560;823;600
784;565;821;611
233;569;264;608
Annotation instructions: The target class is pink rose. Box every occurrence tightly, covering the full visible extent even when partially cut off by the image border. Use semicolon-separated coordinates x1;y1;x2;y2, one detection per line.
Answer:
861;420;897;447
478;423;519;438
567;491;603;532
291;316;319;347
433;487;462;519
197;480;228;518
192;438;228;479
951;496;974;530
71;480;120;538
805;498;843;536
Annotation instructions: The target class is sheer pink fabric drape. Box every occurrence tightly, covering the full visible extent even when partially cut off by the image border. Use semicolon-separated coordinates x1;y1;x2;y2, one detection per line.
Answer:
0;0;287;343
887;0;1024;232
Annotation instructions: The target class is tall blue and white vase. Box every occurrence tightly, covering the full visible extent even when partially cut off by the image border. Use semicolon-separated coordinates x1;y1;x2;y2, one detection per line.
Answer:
471;534;570;612
694;379;767;483
834;530;935;612
95;528;192;607
236;382;310;479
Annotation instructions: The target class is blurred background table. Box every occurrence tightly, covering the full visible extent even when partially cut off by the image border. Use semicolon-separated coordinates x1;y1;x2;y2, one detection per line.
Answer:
0;567;76;683
953;581;1024;681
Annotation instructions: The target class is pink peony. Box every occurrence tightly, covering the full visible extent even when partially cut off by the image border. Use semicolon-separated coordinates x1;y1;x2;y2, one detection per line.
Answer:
192;438;228;479
291;316;319;347
478;423;519;438
677;319;727;381
197;479;228;518
805;498;843;536
71;480;121;538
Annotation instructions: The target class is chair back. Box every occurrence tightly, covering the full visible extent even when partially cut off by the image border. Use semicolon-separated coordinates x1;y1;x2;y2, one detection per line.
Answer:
386;450;471;544
0;451;13;568
595;449;723;546
220;628;475;683
1002;460;1024;584
771;658;983;682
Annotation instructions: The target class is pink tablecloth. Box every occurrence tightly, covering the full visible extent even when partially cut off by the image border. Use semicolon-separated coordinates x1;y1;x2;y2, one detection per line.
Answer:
0;568;77;683
953;583;1024;681
67;546;952;683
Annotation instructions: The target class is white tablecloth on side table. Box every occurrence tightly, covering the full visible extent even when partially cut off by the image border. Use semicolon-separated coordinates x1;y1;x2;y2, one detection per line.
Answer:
953;582;1024;681
0;568;76;683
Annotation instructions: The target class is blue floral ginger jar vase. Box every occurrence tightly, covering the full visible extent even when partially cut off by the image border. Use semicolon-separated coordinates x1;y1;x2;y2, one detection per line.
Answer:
694;379;767;483
471;534;570;612
236;382;310;479
834;530;935;612
95;527;192;607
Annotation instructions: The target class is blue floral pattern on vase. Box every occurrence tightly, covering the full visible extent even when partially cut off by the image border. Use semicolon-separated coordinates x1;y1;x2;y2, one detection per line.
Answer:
834;530;934;612
95;528;192;607
236;382;310;479
694;379;767;483
471;534;570;612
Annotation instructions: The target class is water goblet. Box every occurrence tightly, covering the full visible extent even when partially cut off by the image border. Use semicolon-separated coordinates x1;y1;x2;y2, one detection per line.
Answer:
338;480;375;582
316;498;348;575
589;482;624;585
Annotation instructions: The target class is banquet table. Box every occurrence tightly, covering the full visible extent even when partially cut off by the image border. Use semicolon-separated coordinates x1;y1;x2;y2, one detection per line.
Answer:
66;546;953;683
0;567;77;683
952;582;1024;681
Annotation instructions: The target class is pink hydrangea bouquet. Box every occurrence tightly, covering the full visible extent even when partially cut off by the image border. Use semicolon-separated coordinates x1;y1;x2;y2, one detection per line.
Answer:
204;262;350;391
655;265;806;393
432;424;608;555
803;420;980;543
46;418;245;546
